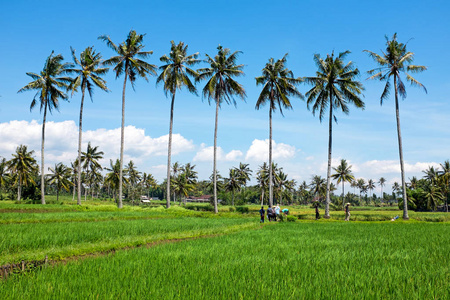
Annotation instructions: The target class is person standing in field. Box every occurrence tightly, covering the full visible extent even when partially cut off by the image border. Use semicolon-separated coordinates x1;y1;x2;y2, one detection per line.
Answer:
315;202;320;220
345;203;351;221
275;205;281;221
259;206;265;223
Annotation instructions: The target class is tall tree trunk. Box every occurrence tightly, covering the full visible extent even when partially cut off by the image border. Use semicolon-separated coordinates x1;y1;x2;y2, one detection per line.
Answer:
77;87;85;206
72;181;75;201
166;93;176;209
269;107;273;207
213;96;219;213
56;186;59;202
342;182;345;211
232;191;234;206
17;174;22;201
41;105;47;204
118;74;127;209
394;75;409;220
325;97;333;218
260;189;264;206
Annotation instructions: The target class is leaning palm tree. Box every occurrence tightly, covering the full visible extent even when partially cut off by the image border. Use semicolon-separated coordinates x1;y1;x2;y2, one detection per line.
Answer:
255;54;303;207
331;159;355;210
68;46;109;206
47;163;72;202
365;34;427;220
7;145;37;201
198;45;246;213
305;51;364;218
157;41;200;209
18;52;72;204
378;177;386;204
99;30;156;208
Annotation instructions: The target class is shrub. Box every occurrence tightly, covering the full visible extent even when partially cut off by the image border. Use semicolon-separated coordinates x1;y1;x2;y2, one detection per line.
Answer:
229;207;236;212
235;206;249;214
287;216;296;222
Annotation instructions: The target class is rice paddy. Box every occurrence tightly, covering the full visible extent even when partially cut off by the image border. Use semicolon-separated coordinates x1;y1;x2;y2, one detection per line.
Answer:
0;203;448;299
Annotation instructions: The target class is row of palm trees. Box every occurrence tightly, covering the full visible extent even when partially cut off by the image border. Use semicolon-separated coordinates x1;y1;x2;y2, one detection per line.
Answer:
17;31;427;218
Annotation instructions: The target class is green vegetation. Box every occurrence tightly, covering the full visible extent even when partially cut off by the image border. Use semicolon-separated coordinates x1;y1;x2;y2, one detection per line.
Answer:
1;221;448;299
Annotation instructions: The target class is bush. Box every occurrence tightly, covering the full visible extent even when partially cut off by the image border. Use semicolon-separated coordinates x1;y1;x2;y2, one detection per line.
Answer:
287;216;296;222
235;206;249;214
229;207;236;212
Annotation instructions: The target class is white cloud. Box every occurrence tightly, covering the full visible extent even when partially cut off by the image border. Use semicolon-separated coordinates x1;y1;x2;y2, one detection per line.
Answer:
357;160;440;175
193;143;243;162
245;139;296;162
0;120;195;172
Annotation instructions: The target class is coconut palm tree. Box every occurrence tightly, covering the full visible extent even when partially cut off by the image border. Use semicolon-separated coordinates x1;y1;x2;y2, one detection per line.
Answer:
105;159;129;205
424;186;444;211
331;159;355;210
237;162;252;201
198;45;246;214
357;178;366;203
170;162;182;205
225;168;241;206
47;163;72;202
367;179;376;204
99;30;156;208
408;176;418;190
255;54;303;207
156;41;200;209
256;162;269;206
0;157;8;196
439;160;449;212
365;34;427;220
68;46;109;206
18;52;72;204
378;177;386;203
305;51;364;218
141;172;157;199
310;175;326;201
127;160;141;205
7;145;38;201
423;166;439;184
81;142;104;200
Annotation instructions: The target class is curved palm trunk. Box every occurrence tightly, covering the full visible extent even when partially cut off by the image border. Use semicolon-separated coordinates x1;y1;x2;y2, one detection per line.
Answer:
118;74;127;209
41;104;47;205
269;108;273;207
166;93;176;209
394;75;409;220
325;97;333;218
213;96;219;213
77;87;85;206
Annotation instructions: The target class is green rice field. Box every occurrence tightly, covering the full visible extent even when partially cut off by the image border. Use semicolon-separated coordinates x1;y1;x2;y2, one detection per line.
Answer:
0;203;448;299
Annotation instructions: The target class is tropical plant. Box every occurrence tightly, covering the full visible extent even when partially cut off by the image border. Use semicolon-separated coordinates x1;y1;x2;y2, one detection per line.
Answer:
99;30;156;208
310;175;326;201
81;142;104;200
225;168;241;206
104;159;129;204
18;52;72;204
331;159;355;210
127;160;141;204
157;41;200;208
0;157;8;197
47;163;72;202
7;145;38;201
356;178;366;203
141;172;158;199
256;162;269;206
439;160;450;212
255;54;302;207
367;179;376;204
378;177;386;203
365;33;427;219
305;51;364;218
68;46;109;206
198;45;246;213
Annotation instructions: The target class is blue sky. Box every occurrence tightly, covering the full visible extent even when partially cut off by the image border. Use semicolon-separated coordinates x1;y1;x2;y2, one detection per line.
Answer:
1;0;449;192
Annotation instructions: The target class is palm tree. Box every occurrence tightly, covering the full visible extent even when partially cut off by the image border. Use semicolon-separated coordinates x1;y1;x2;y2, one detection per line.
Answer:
18;52;72;204
275;169;291;205
99;30;156;208
305;51;364;218
365;34;427;220
255;54;303;207
423;166;439;184
68;46;109;206
225;168;241;206
357;178;366;203
367;179;376;204
331;159;355;210
439;160;449;212
127;160;141;205
408;176;418;189
7;145;37;201
424;186;444;211
392;182;401;200
81;142;104;200
171;162;182;205
47;163;72;202
256;162;269;206
141;172;157;199
105;159;129;204
310;175;326;201
0;157;8;196
198;45;246;214
157;41;200;209
237;162;252;201
379;177;386;204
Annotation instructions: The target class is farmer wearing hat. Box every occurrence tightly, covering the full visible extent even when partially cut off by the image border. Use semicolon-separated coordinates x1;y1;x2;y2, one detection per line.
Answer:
345;203;351;221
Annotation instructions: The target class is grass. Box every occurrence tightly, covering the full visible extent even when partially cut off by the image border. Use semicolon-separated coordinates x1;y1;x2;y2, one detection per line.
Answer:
1;222;448;299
